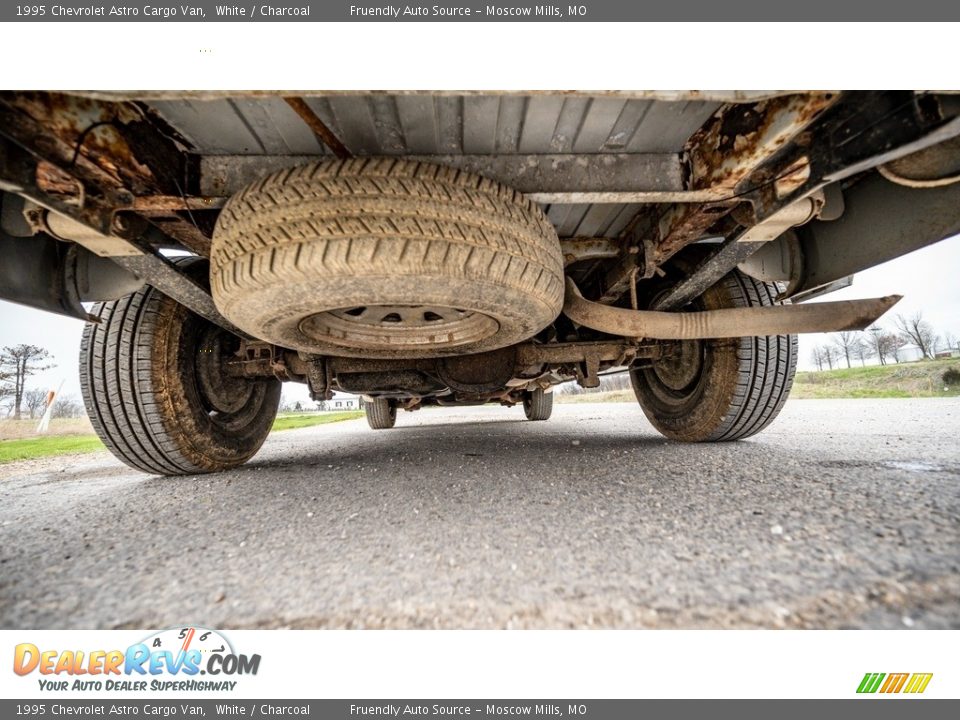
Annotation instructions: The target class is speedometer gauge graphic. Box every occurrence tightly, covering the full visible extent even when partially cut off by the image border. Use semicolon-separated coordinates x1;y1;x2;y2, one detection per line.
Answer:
140;626;234;658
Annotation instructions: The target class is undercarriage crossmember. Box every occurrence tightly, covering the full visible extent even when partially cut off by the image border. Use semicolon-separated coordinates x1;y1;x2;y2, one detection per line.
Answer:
224;338;661;405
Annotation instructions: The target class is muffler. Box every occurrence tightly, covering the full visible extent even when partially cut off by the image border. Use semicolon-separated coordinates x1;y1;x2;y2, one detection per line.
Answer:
563;278;901;339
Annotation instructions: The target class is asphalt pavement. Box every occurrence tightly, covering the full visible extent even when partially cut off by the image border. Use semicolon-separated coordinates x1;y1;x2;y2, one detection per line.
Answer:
1;399;958;629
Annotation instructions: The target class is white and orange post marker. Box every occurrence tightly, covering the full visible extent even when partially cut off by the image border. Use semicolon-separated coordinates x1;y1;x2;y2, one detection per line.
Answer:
35;379;64;434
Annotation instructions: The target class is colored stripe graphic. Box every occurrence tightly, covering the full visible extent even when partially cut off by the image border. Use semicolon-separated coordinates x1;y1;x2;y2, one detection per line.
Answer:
857;672;933;694
857;673;885;693
880;673;908;693
903;673;933;694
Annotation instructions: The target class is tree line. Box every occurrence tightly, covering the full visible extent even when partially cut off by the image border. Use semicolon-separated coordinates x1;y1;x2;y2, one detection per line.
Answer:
0;344;85;420
811;311;958;370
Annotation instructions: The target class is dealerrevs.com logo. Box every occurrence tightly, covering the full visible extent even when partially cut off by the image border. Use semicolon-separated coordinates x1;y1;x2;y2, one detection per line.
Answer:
13;627;260;692
857;673;933;695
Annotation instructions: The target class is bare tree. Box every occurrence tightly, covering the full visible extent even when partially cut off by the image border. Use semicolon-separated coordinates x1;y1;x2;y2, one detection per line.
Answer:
23;388;49;420
0;345;55;420
600;373;631;391
810;345;825;371
853;334;874;367
823;345;837;370
865;326;888;365
894;312;938;360
887;335;902;362
942;331;957;355
831;331;859;369
50;394;83;419
882;332;906;363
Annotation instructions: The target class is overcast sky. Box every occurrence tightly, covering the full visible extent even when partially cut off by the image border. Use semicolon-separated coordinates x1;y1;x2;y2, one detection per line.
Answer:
2;233;959;409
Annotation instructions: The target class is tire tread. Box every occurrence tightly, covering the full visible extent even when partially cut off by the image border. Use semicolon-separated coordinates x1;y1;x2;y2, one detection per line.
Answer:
210;159;564;357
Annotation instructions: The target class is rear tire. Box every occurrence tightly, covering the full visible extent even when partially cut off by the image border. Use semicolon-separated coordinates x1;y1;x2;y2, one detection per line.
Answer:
630;270;797;442
365;398;397;429
523;388;553;421
79;259;281;475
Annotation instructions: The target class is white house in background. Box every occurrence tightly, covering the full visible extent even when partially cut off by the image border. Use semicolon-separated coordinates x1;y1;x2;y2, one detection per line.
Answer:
323;395;361;411
895;344;926;363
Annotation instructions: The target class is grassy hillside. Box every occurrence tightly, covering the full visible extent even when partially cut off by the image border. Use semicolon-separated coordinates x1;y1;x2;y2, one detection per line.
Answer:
0;434;106;463
0;411;364;465
792;357;960;399
270;411;363;430
555;357;960;403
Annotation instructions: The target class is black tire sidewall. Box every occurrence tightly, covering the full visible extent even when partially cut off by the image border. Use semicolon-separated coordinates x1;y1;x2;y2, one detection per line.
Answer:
79;258;281;475
630;271;794;442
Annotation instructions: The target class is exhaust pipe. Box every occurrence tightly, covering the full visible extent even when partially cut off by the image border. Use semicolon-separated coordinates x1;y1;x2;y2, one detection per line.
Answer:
563;278;901;340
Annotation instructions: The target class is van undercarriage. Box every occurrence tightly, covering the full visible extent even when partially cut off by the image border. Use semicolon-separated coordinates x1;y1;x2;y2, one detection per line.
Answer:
2;90;959;473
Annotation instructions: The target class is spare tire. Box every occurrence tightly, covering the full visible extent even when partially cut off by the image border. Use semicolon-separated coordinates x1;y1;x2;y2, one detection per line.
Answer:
211;159;564;358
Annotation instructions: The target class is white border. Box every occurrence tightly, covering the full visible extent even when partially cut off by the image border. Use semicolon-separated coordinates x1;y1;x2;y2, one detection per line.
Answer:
2;630;954;699
3;22;960;90
1;18;957;705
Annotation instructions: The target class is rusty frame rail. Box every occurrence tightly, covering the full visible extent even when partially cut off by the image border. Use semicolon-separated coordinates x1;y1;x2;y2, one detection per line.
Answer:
0;135;239;333
0;91;216;257
653;92;960;310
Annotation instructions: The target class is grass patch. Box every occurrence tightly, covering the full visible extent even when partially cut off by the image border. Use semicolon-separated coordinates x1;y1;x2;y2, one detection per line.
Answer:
0;435;105;464
271;411;364;431
554;359;960;402
0;411;364;464
792;357;960;399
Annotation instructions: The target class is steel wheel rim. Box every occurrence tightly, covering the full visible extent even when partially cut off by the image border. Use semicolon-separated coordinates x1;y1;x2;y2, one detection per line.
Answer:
651;340;705;394
299;304;500;351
